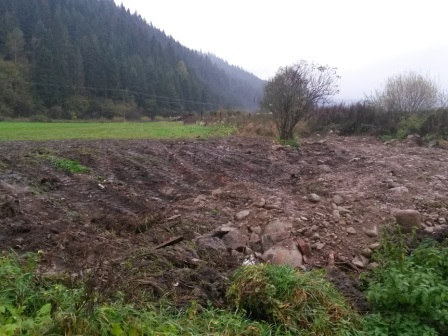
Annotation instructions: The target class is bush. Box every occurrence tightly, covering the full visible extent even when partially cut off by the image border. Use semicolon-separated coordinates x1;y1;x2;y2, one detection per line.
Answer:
228;264;361;335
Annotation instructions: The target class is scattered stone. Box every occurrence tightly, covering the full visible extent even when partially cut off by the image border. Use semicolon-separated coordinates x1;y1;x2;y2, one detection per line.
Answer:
369;242;380;250
363;226;379;238
315;243;326;250
439;218;447;225
332;195;344;205
297;238;311;257
395;209;421;233
388;186;409;194
261;220;292;251
367;262;380;270
250;232;261;244
309;193;321;203
211;188;222;197
264;203;281;210
193;195;207;204
310;225;319;232
424;227;434;234
262;239;303;268
222;230;247;251
352;257;366;269
235;210;251;221
332;210;341;218
195;235;227;252
352;255;369;269
252;197;266;208
361;248;373;258
318;164;333;173
160;187;174;196
346;227;357;235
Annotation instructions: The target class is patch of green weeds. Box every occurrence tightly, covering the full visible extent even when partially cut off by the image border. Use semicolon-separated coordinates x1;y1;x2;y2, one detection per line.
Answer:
362;226;448;335
0;252;279;335
278;137;301;148
36;153;90;174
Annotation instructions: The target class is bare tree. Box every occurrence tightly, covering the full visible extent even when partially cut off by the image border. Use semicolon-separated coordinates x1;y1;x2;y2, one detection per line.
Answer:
261;60;339;140
367;71;445;112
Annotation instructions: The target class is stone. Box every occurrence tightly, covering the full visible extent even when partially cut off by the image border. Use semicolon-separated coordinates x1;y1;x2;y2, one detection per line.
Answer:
395;209;421;233
318;165;333;173
388;186;409;194
297;238;311;257
367;262;380;270
352;255;369;269
211;188;223;197
195;236;227;253
439;218;447;225
235;210;251;221
193;195;207;204
361;248;373;258
222;230;247;251
309;193;321;203
262;239;303;268
424;227;434;234
363;226;378;238
346;227;357;235
332;195;344;205
263;220;293;240
252;197;266;208
369;242;381;250
315;243;326;250
250;232;261;243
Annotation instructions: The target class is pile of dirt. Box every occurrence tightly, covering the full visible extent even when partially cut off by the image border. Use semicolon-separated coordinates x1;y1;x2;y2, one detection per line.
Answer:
0;135;447;307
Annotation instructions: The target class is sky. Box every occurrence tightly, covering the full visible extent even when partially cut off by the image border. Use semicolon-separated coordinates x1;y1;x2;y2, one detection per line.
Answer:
115;0;448;101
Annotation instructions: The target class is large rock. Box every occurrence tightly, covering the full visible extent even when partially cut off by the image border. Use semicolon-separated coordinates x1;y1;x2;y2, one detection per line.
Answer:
195;235;227;253
395;209;422;233
261;220;293;251
221;230;247;252
235;210;251;221
262;239;303;268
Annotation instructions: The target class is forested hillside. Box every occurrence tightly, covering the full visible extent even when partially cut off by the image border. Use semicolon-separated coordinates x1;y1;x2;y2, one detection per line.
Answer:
0;0;264;120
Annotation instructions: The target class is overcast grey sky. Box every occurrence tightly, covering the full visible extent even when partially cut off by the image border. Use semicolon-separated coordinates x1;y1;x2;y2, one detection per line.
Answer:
115;0;448;101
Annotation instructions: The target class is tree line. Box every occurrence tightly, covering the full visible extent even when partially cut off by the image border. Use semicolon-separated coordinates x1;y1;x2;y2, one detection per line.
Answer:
0;0;263;120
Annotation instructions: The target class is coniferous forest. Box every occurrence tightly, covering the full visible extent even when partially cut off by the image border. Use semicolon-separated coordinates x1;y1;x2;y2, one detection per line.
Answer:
0;0;264;120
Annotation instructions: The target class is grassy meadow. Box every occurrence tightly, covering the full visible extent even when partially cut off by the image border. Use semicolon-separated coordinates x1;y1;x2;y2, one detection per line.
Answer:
0;121;235;141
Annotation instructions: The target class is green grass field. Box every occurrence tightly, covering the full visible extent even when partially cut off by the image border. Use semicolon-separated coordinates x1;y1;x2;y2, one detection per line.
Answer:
0;122;235;141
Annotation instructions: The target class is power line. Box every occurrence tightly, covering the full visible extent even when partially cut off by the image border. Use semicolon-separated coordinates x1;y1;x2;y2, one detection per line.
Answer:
0;75;246;109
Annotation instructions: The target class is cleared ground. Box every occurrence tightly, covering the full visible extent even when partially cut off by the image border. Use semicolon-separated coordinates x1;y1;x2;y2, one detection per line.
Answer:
0;134;447;307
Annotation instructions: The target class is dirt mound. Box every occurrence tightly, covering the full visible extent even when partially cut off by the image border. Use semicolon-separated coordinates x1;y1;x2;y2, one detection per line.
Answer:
0;135;447;307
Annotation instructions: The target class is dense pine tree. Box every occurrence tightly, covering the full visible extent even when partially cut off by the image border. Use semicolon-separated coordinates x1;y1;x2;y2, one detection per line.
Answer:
0;0;263;119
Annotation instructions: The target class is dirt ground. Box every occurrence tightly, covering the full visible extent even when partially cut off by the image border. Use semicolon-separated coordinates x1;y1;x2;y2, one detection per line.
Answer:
1;135;447;309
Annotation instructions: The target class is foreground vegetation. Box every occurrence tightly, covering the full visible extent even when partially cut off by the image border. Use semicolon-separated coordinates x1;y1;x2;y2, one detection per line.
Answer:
2;230;447;335
0;122;234;141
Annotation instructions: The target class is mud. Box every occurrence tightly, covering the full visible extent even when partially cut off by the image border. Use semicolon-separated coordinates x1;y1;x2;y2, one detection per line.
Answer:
0;135;447;308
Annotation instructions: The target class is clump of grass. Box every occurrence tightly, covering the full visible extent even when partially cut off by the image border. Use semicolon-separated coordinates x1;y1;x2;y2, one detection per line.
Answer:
228;264;361;335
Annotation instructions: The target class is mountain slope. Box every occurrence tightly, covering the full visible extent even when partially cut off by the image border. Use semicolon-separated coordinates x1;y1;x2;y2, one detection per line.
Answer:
0;0;263;119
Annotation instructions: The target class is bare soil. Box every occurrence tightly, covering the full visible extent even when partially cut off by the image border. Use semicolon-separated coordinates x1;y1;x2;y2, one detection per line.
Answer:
1;135;447;309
